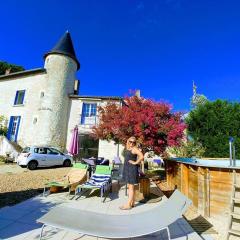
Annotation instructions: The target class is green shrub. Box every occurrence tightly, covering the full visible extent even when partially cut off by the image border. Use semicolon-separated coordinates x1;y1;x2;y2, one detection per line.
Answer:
0;115;8;136
186;100;240;158
0;155;6;162
168;140;205;158
0;126;7;136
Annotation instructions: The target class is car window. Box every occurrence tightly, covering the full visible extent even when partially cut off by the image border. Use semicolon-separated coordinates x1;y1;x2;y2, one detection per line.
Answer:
38;148;47;154
47;148;59;155
22;147;30;153
51;148;64;155
34;148;39;153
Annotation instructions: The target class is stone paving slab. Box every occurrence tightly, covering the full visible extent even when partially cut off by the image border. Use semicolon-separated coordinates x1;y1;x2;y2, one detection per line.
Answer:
0;183;204;240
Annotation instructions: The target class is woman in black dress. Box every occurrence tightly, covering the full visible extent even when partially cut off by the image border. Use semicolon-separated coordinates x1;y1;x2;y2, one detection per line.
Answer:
120;136;144;210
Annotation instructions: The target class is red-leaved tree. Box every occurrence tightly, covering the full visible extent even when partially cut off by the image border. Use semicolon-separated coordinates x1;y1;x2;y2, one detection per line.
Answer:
92;96;186;156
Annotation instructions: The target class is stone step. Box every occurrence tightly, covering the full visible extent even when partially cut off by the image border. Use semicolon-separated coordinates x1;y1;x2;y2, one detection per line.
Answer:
231;212;240;219
232;197;240;203
228;229;240;236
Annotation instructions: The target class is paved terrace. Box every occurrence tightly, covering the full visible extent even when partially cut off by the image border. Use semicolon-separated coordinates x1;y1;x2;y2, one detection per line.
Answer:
0;183;203;240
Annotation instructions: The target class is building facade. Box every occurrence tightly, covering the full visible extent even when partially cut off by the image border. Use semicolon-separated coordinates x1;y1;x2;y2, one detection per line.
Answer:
0;32;124;162
67;95;124;161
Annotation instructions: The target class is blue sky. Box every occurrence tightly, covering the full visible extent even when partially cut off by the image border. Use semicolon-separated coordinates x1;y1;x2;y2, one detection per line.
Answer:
1;0;240;112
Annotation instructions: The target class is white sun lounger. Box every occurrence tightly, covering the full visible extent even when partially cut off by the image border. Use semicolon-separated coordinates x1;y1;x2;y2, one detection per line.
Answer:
37;190;191;239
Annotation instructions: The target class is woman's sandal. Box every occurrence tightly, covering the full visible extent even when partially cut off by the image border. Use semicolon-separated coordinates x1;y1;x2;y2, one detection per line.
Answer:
119;205;132;210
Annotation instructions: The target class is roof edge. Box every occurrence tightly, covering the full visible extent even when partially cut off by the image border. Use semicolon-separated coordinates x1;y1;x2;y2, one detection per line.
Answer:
44;51;80;70
69;94;123;101
0;68;46;80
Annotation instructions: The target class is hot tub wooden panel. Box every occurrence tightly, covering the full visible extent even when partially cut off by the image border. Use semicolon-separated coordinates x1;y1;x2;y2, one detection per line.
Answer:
188;166;198;208
166;159;240;233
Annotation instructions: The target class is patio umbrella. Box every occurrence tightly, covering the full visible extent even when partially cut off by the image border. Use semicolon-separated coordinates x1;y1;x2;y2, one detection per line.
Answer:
68;125;79;158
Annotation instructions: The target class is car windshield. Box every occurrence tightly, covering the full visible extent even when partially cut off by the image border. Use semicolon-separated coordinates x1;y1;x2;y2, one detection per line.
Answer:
22;147;30;153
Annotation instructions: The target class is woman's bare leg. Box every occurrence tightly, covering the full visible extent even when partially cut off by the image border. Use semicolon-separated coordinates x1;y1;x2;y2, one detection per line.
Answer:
132;185;136;207
127;184;134;207
120;184;134;209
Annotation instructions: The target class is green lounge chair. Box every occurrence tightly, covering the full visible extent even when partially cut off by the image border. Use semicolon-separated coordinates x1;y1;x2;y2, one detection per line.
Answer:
74;165;112;202
43;163;88;197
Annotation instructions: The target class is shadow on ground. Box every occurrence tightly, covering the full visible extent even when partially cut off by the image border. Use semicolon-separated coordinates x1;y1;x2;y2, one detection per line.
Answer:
0;196;60;239
187;215;218;235
0;188;43;208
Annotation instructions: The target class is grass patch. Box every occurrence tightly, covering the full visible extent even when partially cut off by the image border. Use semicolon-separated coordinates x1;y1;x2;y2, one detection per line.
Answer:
146;168;166;180
0;156;6;162
0;155;7;163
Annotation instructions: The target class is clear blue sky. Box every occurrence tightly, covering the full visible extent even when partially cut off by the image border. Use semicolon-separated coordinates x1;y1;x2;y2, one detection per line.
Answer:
1;0;240;112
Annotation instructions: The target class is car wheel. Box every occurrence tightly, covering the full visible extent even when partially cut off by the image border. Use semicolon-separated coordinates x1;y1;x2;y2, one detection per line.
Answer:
27;161;38;170
63;159;71;167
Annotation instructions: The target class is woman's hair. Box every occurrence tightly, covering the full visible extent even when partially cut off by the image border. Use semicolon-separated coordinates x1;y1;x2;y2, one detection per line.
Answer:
126;136;137;149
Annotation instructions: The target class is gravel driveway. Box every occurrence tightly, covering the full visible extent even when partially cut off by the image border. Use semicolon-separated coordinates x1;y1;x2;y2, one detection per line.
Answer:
0;164;27;174
0;164;69;208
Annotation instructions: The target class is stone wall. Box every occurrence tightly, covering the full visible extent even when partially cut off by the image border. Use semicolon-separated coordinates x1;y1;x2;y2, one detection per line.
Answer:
0;72;47;147
98;140;124;162
0;54;77;152
0;136;20;161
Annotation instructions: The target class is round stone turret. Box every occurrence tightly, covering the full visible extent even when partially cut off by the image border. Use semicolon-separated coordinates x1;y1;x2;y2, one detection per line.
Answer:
37;31;80;150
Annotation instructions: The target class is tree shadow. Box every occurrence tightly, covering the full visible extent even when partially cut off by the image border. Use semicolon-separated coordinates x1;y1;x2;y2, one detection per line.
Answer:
0;191;63;239
32;165;71;171
0;188;43;208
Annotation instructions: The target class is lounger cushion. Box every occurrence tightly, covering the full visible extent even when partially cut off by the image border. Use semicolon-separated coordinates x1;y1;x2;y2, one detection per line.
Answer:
81;174;111;188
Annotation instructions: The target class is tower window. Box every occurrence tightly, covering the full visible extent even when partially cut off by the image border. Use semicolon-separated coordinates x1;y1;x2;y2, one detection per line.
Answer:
40;92;44;98
14;90;25;105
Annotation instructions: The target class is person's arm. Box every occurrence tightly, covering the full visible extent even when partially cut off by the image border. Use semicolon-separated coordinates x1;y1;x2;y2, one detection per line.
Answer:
129;147;144;165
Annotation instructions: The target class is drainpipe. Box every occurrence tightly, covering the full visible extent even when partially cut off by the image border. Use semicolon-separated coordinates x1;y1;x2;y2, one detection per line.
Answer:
233;143;236;167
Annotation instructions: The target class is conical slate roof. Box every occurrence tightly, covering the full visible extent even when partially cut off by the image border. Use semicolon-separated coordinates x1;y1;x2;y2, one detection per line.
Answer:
44;31;80;69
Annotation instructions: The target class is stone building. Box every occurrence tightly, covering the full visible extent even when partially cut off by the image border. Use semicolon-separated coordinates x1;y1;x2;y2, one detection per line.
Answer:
67;95;124;161
0;32;123;161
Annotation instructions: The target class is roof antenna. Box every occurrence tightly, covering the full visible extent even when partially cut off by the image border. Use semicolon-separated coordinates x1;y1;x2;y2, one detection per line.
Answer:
193;80;197;97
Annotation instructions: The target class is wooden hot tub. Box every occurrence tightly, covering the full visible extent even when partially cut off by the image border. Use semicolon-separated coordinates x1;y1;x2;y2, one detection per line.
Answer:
166;158;240;233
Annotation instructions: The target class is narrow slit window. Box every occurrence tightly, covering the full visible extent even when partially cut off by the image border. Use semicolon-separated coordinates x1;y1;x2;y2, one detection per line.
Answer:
14;90;25;105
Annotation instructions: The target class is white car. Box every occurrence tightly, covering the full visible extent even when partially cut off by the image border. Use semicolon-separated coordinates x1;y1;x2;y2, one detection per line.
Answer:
17;146;73;170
